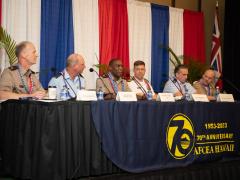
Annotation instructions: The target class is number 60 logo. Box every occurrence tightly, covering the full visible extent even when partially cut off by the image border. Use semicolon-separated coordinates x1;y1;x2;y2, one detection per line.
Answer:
166;113;195;159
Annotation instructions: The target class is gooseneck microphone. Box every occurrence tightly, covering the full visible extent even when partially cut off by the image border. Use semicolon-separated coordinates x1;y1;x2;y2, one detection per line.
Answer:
89;68;112;93
59;72;77;99
170;77;184;96
89;68;99;76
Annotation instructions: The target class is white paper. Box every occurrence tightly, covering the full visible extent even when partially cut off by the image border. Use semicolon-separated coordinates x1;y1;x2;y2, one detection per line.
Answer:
156;93;175;102
76;90;97;101
191;94;209;102
116;92;137;101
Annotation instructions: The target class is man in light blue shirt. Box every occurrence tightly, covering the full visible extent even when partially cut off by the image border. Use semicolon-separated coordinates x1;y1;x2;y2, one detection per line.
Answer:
48;53;86;99
163;64;196;96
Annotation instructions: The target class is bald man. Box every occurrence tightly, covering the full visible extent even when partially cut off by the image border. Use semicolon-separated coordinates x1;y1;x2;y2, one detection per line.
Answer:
48;53;86;99
193;68;216;101
0;41;45;100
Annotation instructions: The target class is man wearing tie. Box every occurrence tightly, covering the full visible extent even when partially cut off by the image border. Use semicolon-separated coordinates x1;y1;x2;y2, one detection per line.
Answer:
163;64;196;97
96;58;131;100
0;41;45;100
48;53;86;99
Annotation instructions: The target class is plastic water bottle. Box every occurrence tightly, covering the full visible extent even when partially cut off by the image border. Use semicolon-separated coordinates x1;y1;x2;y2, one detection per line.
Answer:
97;87;104;100
147;90;153;100
184;88;191;101
60;85;69;100
215;86;220;100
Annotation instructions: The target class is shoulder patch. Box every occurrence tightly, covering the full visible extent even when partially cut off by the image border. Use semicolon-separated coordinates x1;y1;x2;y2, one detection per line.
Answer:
8;65;18;71
102;73;109;78
54;72;63;78
30;69;37;74
144;78;149;82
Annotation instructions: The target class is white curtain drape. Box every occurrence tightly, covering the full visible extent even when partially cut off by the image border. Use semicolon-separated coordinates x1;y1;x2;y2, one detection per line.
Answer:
72;0;99;90
127;0;152;81
169;7;184;77
0;0;41;73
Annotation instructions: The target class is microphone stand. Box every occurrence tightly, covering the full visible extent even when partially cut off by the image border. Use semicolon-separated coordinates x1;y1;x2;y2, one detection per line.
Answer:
170;77;184;96
223;78;240;94
89;68;114;98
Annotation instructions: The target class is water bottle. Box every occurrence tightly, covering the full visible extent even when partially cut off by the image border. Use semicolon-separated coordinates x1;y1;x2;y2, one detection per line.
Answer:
97;87;104;100
184;89;191;101
60;85;69;100
215;86;220;100
146;90;153;100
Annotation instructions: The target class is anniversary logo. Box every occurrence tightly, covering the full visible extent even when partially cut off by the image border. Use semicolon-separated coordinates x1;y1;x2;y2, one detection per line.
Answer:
195;122;234;155
166;113;195;159
166;113;235;159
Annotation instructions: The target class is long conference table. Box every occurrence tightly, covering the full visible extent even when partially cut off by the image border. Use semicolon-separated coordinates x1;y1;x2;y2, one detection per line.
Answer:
1;99;240;180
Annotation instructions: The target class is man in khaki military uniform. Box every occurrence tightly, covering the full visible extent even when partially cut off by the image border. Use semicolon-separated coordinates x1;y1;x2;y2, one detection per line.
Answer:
0;41;46;100
193;68;216;101
96;58;131;100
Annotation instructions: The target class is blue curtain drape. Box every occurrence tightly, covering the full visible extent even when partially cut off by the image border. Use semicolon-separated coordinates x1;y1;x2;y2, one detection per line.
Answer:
40;0;74;88
151;5;169;92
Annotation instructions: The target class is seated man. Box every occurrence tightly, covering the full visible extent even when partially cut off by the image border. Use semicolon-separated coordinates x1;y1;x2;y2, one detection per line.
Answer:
0;41;46;100
193;68;216;101
96;58;131;100
128;60;156;100
163;64;196;97
48;53;86;99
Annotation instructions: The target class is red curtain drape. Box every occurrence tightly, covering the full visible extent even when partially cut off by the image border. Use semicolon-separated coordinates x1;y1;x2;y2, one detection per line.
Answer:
98;0;130;75
183;10;206;64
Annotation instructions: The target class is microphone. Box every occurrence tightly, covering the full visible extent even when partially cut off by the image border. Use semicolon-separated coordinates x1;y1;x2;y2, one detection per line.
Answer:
222;77;240;94
132;76;148;95
59;72;77;100
89;67;99;76
170;77;184;96
89;68;112;94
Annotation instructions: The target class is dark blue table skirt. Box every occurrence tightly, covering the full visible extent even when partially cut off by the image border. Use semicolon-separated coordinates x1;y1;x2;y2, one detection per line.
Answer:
1;100;240;180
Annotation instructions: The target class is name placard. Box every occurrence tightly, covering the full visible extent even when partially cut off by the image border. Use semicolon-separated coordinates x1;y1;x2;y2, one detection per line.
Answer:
77;90;97;101
191;94;209;102
174;95;183;101
217;94;234;102
156;93;175;102
116;92;137;101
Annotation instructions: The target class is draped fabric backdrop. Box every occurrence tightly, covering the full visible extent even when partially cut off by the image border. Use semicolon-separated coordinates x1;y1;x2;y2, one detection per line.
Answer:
151;5;169;92
127;0;152;80
168;7;183;77
98;0;130;76
40;0;74;88
72;0;99;89
0;0;206;91
183;10;206;64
